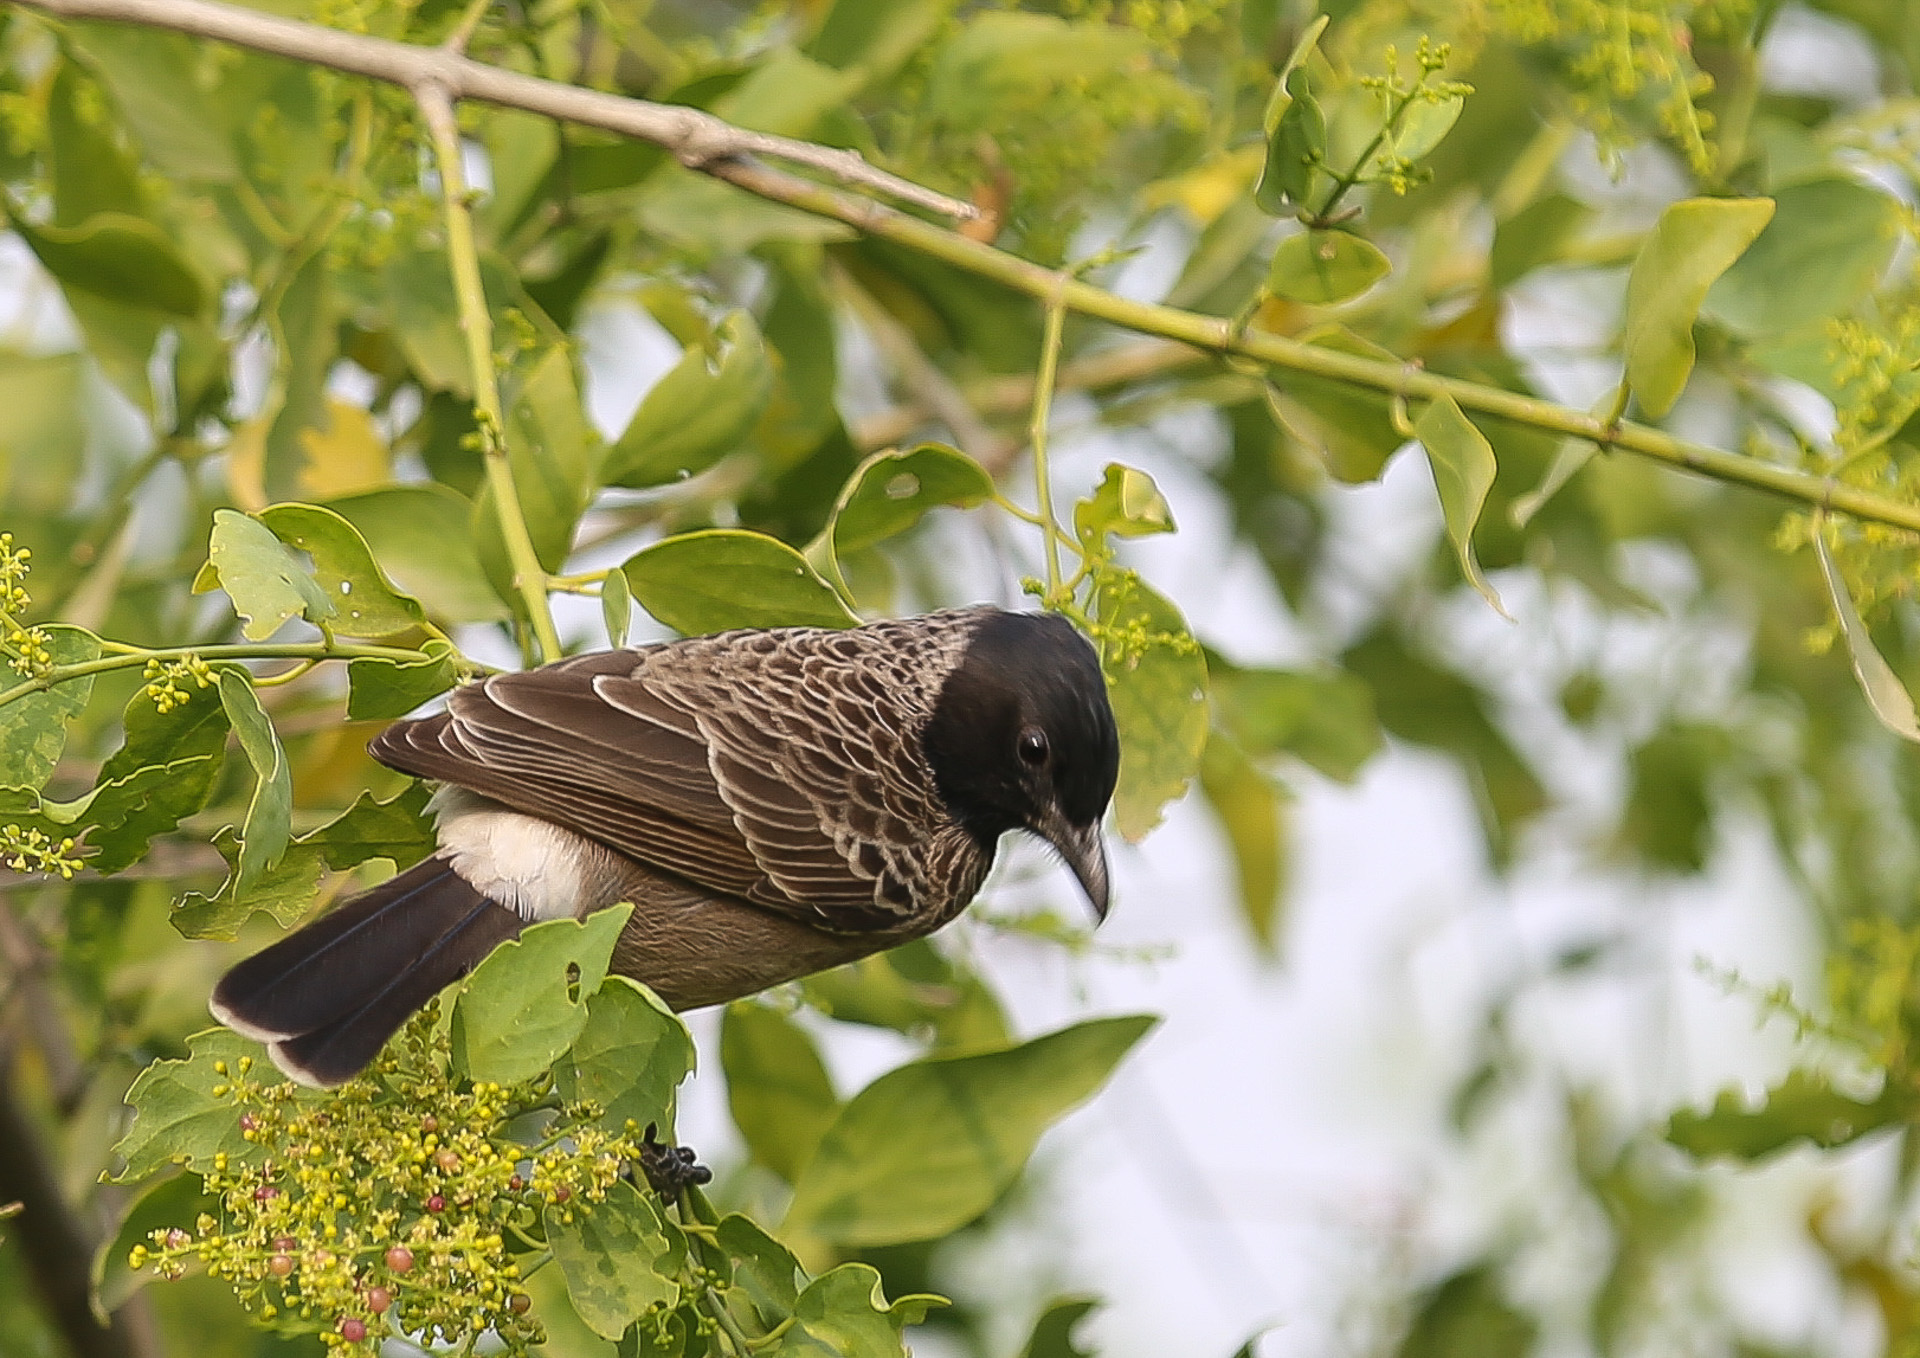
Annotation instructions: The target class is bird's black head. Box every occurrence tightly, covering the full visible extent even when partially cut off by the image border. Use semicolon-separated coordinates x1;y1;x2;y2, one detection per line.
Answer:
921;609;1119;918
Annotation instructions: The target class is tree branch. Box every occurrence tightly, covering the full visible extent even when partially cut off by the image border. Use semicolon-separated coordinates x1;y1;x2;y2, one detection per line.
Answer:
18;0;1920;537
14;0;977;222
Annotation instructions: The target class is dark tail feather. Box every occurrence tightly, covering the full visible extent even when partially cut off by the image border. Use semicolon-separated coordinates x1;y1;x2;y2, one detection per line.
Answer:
209;856;523;1087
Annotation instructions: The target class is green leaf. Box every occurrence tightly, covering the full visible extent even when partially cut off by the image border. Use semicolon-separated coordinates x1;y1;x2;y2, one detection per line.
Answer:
604;312;774;488
256;502;426;637
1262;326;1406;483
199;509;334;640
1377;94;1464;167
622;531;859;635
306;783;438;869
1815;532;1920;742
1073;463;1176;547
87;681;230;872
108;1029;268;1183
1509;436;1595;528
801;943;1010;1052
91;1171;221;1317
1255;66;1324;213
504;345;601;568
546;1179;681;1340
1020;1297;1100;1358
785;1015;1155;1245
601;566;633;648
1198;734;1288;953
451;906;632;1086
556;977;696;1138
1490;193;1590;290
809;0;952;81
1666;1069;1907;1161
325;485;510;623
1209;663;1380;783
826;444;995;555
1397;1266;1535;1358
1266;230;1391;305
217;668;291;898
1705;176;1899;337
0;353;87;513
65;25;240;181
346;641;459;722
1091;573;1209;842
716;1214;801;1325
723;1001;839;1183
1414;394;1508;618
171;828;324;941
8;210;205;317
0;624;101;792
766;1263;944;1358
171;786;435;940
1622;196;1773;417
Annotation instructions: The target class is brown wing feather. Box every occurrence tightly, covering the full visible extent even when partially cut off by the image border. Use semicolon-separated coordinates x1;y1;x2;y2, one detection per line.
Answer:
369;613;989;931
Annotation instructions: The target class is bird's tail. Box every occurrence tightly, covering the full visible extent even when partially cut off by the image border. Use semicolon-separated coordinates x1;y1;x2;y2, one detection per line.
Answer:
209;856;523;1088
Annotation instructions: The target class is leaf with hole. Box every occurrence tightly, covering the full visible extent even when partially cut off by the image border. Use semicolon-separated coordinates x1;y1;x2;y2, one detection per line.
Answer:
450;906;633;1086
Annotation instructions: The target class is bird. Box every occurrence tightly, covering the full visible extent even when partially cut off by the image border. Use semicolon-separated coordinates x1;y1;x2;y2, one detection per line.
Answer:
210;605;1120;1088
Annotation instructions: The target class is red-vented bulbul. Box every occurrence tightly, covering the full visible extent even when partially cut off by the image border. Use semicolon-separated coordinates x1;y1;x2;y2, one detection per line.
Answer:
211;606;1120;1087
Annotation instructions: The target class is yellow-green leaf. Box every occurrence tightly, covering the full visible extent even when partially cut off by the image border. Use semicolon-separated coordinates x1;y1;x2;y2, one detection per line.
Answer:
1266;230;1391;305
1815;529;1920;742
1622;197;1773;417
1414;395;1509;619
1198;734;1288;953
603;312;773;488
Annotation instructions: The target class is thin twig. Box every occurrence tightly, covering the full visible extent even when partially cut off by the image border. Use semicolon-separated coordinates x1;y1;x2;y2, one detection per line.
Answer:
1030;296;1069;601
414;80;562;665
14;0;977;221
0;640;433;710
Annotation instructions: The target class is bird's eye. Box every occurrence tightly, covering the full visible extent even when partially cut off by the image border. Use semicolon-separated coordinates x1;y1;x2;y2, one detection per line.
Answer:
1018;728;1050;766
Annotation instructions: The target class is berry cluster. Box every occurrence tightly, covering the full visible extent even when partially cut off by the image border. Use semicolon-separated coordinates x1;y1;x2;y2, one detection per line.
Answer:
129;1010;648;1353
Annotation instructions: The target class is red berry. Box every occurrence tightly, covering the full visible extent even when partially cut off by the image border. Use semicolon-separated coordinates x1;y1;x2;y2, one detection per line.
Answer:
366;1286;392;1314
552;1187;570;1203
425;1194;446;1213
508;1175;524;1192
434;1149;460;1173
339;1317;367;1343
385;1246;414;1273
508;1293;531;1315
420;1116;437;1133
252;1185;278;1201
163;1229;190;1250
268;1254;293;1277
272;1236;296;1251
239;1113;257;1132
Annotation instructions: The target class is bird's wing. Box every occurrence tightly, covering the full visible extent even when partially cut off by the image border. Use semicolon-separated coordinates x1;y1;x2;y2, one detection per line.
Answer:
369;621;976;930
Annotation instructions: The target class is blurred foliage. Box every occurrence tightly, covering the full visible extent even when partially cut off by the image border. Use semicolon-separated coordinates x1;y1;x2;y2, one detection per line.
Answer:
1;0;1920;1354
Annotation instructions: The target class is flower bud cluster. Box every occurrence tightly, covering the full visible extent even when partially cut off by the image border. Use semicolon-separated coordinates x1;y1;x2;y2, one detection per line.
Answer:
0;824;83;878
142;654;217;713
130;1010;646;1353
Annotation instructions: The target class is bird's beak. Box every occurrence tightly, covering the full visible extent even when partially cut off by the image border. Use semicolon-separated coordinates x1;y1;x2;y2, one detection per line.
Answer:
1038;813;1110;922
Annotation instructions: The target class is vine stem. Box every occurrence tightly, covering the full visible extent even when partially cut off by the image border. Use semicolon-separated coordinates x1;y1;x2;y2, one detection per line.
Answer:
1030;297;1069;602
15;0;1920;538
414;80;562;665
0;641;430;710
